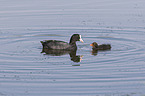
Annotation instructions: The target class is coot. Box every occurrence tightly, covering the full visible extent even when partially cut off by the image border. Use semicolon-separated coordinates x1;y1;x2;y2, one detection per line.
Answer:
41;34;84;51
90;42;111;50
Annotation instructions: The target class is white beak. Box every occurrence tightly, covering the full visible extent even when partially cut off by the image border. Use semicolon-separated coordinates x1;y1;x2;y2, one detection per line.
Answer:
79;35;84;43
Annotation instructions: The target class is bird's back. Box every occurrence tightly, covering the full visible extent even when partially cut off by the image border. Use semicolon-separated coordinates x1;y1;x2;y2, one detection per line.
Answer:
41;40;70;50
98;44;111;50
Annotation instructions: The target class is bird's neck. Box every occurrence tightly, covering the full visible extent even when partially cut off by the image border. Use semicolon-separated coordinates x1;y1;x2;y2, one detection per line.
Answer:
69;41;77;50
69;38;76;44
69;41;76;44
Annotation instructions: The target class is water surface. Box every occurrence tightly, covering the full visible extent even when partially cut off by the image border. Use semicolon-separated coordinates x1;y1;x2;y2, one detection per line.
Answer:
0;0;145;96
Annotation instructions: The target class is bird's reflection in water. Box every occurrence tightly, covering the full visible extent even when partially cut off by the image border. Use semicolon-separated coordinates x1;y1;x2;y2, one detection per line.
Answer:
91;50;98;56
41;48;83;63
91;49;111;56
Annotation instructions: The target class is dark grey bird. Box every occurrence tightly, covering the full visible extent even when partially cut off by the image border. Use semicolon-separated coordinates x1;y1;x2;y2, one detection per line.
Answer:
90;42;111;50
40;34;84;51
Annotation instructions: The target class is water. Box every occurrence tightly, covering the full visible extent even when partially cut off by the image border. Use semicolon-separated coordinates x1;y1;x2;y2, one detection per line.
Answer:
0;0;145;96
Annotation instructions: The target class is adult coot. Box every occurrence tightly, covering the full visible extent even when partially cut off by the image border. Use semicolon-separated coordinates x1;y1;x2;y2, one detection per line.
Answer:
90;42;111;50
41;34;84;51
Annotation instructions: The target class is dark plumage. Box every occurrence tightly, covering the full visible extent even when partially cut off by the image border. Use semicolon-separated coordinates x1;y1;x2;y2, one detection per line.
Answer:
90;42;111;50
40;34;84;51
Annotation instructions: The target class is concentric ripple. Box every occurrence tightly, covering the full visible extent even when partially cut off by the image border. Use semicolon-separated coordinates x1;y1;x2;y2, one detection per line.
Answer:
0;27;145;96
1;0;145;95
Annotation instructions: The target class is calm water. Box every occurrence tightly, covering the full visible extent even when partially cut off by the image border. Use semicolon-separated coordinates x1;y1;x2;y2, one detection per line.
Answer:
0;0;145;96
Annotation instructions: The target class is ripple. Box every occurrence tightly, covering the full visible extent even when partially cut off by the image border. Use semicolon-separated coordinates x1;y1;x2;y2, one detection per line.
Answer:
1;0;145;95
0;26;145;96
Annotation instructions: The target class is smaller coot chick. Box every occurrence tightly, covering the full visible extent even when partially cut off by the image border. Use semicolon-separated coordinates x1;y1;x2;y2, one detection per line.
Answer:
90;42;111;50
41;34;84;51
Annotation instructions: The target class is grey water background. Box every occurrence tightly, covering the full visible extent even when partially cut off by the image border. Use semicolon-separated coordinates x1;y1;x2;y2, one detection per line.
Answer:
0;0;145;96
